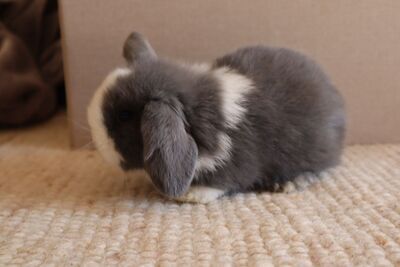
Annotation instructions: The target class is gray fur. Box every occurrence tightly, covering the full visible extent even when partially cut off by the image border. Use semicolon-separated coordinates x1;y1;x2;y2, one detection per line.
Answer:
123;32;157;65
98;31;346;198
141;99;198;197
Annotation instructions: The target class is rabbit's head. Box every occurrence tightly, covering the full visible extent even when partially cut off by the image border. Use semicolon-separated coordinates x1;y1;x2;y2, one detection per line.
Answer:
87;32;199;197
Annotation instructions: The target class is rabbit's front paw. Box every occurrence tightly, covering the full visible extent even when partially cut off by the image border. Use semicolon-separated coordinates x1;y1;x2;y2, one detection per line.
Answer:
175;186;225;204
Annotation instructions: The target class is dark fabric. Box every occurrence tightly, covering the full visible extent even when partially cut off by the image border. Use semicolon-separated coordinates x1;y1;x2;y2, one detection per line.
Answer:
0;0;63;126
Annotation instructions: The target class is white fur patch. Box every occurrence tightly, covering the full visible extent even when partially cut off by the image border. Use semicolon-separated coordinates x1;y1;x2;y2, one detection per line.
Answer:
194;67;254;174
195;132;232;174
213;67;254;129
281;174;320;193
178;62;211;74
175;186;225;203
190;62;211;73
87;68;132;166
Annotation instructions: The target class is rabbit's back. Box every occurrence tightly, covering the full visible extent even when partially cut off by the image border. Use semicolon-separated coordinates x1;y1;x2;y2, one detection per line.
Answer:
212;46;346;191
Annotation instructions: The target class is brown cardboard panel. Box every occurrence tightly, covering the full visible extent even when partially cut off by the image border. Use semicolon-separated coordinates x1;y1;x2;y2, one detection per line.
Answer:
60;0;400;147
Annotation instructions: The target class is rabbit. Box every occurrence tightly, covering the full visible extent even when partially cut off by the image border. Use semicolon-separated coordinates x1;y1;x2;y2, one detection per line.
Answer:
87;32;346;203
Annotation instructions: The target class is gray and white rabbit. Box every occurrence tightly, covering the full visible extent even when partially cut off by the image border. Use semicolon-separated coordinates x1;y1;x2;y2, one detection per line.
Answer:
88;32;346;203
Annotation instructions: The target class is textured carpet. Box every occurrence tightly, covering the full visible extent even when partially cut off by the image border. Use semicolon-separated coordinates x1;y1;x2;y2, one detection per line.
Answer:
0;112;399;266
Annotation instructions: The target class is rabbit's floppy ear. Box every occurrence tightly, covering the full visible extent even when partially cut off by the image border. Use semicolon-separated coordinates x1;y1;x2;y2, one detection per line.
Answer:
141;98;198;197
123;32;157;65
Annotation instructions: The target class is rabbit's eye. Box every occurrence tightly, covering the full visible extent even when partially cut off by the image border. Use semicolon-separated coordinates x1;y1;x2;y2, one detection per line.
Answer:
118;110;133;122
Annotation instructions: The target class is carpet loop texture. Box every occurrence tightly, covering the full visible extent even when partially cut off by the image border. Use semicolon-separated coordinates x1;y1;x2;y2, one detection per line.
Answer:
0;113;399;266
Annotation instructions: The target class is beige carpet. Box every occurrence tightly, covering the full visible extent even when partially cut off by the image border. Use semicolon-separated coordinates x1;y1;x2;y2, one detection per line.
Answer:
0;112;399;266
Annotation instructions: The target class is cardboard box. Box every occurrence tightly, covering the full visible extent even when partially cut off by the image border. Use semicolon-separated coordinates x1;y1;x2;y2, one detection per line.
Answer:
60;0;400;147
